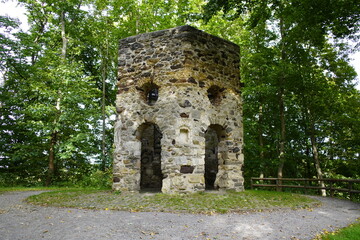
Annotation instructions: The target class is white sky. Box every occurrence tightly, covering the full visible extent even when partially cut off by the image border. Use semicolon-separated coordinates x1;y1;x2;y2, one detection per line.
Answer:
0;1;28;30
0;1;359;87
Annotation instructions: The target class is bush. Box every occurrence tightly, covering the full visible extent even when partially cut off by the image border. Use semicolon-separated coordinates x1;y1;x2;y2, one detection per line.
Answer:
0;171;46;187
77;168;112;189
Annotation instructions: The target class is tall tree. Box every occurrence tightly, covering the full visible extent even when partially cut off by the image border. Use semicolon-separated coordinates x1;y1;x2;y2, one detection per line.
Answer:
203;0;360;192
0;0;103;185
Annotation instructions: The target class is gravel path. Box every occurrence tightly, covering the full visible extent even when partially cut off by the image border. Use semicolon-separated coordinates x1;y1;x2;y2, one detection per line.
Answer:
0;191;359;240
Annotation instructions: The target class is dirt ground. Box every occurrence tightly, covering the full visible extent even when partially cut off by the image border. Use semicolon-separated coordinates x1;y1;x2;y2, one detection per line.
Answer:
0;191;359;240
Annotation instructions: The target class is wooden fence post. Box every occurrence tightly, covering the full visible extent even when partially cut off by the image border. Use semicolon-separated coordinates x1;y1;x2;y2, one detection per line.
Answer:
349;182;353;200
276;178;281;192
330;180;334;197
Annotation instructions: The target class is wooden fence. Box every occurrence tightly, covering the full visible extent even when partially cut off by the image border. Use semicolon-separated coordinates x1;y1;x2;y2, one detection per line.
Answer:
250;177;360;199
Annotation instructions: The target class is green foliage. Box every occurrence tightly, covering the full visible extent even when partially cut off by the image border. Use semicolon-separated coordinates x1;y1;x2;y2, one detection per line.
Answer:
1;0;359;189
0;166;112;189
1;0;204;187
203;0;360;41
203;0;360;185
77;169;112;189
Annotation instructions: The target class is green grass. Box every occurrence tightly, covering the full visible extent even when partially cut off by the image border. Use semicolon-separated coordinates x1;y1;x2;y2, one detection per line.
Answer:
25;189;320;214
0;186;64;194
315;220;360;240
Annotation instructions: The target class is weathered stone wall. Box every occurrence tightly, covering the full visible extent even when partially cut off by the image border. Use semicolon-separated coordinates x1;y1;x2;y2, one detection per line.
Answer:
113;25;244;193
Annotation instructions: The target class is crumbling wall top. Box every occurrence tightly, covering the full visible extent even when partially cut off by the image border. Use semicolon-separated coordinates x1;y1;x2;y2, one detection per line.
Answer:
118;25;241;93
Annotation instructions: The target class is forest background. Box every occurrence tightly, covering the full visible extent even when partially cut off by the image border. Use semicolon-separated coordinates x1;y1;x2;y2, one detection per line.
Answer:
0;0;359;190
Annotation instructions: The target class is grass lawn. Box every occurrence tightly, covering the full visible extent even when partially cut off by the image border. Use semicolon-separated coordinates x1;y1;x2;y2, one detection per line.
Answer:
24;188;320;214
0;186;62;194
314;220;360;240
3;187;358;239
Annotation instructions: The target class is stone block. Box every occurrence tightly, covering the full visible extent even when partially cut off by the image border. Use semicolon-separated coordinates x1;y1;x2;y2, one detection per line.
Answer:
188;174;204;184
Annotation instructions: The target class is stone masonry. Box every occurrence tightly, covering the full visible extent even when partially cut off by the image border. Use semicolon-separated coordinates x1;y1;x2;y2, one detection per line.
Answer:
113;25;244;193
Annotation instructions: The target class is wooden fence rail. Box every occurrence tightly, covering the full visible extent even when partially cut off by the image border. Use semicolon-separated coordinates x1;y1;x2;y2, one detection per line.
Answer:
251;177;360;199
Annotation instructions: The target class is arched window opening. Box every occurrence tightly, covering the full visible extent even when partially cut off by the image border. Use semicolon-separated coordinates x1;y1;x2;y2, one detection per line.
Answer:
138;122;163;191
138;82;159;106
147;88;158;105
207;86;225;106
204;124;226;190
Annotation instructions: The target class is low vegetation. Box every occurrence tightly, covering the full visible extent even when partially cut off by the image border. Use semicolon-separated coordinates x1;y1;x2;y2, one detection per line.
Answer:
0;187;61;194
26;189;319;214
314;219;360;240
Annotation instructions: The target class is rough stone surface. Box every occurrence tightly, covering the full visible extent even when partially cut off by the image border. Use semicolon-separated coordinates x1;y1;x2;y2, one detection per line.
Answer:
113;25;244;193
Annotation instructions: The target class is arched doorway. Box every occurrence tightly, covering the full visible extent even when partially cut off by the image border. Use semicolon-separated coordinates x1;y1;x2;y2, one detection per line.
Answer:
205;124;226;190
138;122;163;191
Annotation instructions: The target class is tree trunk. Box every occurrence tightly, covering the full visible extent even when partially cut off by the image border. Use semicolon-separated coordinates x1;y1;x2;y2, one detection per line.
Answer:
277;15;286;192
277;87;286;191
329;121;334;161
310;120;326;196
258;103;265;181
46;132;56;186
61;10;67;59
101;56;107;170
100;13;110;171
47;10;67;185
136;4;140;34
305;145;312;179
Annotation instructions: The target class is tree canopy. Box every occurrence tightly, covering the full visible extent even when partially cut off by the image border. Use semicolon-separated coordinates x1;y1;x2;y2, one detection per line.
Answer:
0;0;359;189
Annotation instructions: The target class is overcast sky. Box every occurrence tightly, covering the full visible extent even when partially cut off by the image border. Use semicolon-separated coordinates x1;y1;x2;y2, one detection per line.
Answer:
1;1;359;87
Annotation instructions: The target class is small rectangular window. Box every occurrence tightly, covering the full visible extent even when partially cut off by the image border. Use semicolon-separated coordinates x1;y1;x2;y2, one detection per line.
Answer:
179;129;189;142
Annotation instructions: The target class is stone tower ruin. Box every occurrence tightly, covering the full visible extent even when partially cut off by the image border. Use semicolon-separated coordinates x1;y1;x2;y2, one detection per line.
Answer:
113;25;244;194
